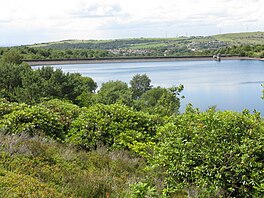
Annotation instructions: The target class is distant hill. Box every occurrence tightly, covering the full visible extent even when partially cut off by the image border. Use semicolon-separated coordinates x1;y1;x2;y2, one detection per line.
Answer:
27;32;264;51
212;32;264;45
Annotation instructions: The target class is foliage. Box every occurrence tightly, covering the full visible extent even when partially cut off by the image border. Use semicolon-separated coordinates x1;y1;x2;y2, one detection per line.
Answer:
0;63;97;104
96;80;132;105
1;49;23;64
129;182;159;198
0;104;64;139
67;103;161;150
1;46;264;197
130;74;152;99
41;99;81;132
214;44;264;58
0;61;31;101
0;134;149;197
0;168;66;198
135;85;184;116
0;97;263;197
0;98;28;119
0;46;115;60
153;110;264;197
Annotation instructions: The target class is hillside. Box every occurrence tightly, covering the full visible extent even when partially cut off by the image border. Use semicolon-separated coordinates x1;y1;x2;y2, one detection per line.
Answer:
21;32;264;58
28;32;264;50
1;31;264;61
213;31;264;45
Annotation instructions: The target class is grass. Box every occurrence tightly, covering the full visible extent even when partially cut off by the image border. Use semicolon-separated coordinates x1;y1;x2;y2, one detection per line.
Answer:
128;42;169;49
213;31;264;45
0;133;156;197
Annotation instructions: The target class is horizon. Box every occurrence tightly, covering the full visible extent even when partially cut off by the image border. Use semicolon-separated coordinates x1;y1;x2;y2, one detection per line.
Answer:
1;0;264;46
2;31;263;47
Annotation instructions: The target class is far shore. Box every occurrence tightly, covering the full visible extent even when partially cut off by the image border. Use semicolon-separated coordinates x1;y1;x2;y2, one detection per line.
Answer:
26;56;264;66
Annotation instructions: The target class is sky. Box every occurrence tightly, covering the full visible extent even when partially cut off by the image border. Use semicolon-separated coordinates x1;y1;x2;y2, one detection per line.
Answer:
1;0;264;46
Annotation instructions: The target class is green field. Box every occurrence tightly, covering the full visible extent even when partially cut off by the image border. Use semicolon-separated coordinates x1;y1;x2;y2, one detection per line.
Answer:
213;32;264;45
27;32;264;50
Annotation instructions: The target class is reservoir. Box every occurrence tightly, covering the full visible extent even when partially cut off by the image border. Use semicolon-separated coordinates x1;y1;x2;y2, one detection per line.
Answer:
35;60;264;114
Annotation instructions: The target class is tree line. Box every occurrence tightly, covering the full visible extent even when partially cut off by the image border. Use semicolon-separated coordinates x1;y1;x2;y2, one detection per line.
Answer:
1;43;264;62
0;47;115;60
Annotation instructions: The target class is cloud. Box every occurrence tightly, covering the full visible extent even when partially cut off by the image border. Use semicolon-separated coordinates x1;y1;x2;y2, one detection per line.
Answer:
71;3;123;18
0;0;264;45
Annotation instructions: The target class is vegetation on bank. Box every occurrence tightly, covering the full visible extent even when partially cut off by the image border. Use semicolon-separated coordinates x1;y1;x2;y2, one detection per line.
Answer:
0;44;264;197
1;32;264;61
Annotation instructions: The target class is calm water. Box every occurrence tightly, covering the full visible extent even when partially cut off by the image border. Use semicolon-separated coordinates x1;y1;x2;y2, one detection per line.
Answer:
35;60;264;114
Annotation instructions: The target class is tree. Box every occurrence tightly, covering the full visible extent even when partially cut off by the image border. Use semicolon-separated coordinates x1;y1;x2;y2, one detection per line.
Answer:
36;67;97;102
2;49;23;64
260;51;264;58
130;74;152;99
134;85;183;116
96;80;132;105
16;69;46;103
0;62;31;101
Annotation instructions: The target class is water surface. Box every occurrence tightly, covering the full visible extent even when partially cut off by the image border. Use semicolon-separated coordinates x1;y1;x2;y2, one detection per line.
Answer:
35;60;264;114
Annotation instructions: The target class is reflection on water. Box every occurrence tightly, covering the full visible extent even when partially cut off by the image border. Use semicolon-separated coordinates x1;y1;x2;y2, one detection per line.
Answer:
35;60;264;114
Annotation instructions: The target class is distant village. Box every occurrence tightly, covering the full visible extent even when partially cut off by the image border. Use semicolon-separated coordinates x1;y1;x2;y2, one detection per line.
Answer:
108;40;227;56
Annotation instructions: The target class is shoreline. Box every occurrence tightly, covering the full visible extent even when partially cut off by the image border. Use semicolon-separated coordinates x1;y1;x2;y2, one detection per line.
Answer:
26;56;264;66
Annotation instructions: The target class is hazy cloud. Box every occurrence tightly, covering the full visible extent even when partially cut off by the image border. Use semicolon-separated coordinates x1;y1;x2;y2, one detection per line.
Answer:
0;0;263;45
71;3;123;18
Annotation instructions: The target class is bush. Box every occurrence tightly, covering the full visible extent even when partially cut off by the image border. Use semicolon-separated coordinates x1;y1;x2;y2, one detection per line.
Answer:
67;103;162;150
0;134;150;197
0;105;64;140
0;98;28;119
153;110;264;197
41;99;80;132
0;168;66;198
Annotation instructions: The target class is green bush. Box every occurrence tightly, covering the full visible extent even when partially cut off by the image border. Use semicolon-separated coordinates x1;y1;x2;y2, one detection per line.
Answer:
153;110;264;197
129;181;158;198
0;168;67;198
67;103;161;150
0;134;150;197
0;98;28;119
0;105;64;139
41;99;81;132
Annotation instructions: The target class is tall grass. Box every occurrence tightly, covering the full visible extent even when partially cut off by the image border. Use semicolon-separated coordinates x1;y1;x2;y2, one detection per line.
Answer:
0;133;152;197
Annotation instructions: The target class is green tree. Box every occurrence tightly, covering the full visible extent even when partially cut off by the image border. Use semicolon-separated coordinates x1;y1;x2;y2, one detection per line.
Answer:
96;80;132;105
2;49;23;64
36;67;97;102
130;74;152;99
134;85;183;116
15;69;46;103
154;86;182;116
0;62;31;101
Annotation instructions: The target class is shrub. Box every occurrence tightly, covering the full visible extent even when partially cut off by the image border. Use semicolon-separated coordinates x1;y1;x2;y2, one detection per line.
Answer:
0;168;66;198
153;110;264;197
0;134;150;197
41;99;80;132
67;104;161;150
0;105;64;139
0;98;28;119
